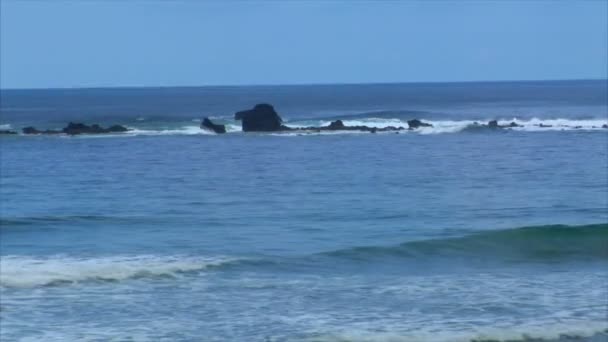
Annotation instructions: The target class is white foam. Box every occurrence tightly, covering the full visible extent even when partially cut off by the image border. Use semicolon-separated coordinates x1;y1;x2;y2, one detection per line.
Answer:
0;255;236;288
287;117;608;135
124;125;216;136
0;123;12;130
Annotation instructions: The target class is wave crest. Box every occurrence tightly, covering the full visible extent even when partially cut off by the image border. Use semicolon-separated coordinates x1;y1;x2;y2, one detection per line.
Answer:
322;224;608;262
0;255;239;288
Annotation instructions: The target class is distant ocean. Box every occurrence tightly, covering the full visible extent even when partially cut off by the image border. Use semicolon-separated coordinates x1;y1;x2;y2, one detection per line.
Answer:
1;80;607;341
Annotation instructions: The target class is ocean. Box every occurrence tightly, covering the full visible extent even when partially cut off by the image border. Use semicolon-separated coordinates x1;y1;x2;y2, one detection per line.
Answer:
0;80;607;341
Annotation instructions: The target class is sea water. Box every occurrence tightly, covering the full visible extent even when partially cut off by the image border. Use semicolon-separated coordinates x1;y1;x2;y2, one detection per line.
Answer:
1;80;607;341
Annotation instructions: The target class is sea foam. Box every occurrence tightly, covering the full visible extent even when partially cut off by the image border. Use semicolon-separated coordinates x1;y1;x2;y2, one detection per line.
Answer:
0;255;237;288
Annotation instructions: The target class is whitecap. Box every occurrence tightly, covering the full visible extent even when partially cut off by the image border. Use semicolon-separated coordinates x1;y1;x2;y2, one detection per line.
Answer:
0;254;237;288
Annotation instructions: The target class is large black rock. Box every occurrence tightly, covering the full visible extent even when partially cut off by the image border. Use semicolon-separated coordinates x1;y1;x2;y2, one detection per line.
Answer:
235;104;286;132
201;118;226;134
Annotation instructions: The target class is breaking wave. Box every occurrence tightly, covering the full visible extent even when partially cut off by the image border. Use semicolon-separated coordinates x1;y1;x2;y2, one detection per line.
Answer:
4;116;606;138
0;255;240;288
285;117;608;135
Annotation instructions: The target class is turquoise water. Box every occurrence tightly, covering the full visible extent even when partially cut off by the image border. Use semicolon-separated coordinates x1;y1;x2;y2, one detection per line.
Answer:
1;80;607;341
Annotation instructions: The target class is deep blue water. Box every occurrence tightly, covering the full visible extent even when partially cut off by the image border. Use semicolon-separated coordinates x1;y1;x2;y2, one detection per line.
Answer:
1;80;607;341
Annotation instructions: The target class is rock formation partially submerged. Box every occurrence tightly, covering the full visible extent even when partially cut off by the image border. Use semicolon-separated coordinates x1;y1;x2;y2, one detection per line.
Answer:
201;118;226;134
296;119;405;133
487;120;522;129
407;119;433;129
235;104;288;132
22;123;129;135
233;104;431;133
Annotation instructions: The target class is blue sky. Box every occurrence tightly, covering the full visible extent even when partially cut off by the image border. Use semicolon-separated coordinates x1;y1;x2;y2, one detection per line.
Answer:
1;1;607;89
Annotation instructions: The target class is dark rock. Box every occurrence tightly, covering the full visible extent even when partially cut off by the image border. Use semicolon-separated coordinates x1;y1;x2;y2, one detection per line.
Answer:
234;103;407;133
107;125;129;133
235;104;285;132
63;122;90;135
201;118;226;134
488;120;521;129
63;122;129;135
22;126;62;134
0;130;17;135
407;119;433;129
22;127;42;134
327;120;346;130
539;123;553;128
602;124;608;129
23;123;128;135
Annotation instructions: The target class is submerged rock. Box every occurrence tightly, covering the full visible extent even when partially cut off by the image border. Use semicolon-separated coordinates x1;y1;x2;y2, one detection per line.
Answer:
107;125;129;133
488;120;522;129
0;130;17;135
201;118;226;134
22;127;61;134
407;119;433;129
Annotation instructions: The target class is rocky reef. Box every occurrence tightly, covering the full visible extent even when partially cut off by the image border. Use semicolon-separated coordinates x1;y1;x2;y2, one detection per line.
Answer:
233;104;432;133
22;123;130;135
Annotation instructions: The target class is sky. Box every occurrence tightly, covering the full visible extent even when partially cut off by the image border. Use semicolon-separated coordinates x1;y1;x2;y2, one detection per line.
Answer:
1;1;607;89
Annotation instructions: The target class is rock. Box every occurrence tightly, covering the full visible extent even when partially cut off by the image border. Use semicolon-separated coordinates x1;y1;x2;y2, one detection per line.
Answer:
63;122;129;135
63;122;90;135
0;130;17;135
107;125;129;133
407;119;433;129
22;127;42;134
602;124;608;129
539;123;553;128
22;126;61;134
488;120;521;128
327;120;346;130
23;123;128;135
201;118;226;134
235;104;286;132
234;103;407;133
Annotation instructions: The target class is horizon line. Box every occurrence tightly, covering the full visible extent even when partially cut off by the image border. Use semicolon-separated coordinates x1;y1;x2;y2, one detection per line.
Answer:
1;78;606;91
